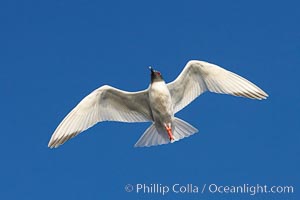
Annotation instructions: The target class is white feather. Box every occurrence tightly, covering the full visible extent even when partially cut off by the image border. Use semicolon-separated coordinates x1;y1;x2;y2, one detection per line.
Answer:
167;60;268;113
48;85;152;148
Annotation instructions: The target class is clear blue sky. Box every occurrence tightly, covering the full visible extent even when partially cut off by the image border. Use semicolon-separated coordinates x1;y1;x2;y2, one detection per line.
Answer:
0;0;299;199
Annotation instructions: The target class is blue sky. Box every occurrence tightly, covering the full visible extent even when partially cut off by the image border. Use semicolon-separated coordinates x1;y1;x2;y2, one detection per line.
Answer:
0;0;299;199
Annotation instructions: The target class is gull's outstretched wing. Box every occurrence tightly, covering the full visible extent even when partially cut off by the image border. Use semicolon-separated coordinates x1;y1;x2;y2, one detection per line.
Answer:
48;85;152;148
167;60;268;113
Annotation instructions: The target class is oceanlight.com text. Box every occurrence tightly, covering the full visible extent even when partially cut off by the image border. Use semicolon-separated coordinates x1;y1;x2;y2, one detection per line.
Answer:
207;183;294;195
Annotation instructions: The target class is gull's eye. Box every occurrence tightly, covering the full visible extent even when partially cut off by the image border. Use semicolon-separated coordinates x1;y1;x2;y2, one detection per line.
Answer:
156;72;161;76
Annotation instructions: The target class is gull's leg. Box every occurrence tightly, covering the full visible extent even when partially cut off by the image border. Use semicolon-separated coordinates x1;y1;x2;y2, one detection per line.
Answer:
164;123;174;141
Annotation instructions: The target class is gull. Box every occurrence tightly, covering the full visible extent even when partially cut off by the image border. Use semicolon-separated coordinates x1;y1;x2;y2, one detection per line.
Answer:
48;60;268;148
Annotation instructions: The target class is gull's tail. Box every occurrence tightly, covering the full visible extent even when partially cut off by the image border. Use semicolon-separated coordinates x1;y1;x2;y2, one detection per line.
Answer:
134;117;198;147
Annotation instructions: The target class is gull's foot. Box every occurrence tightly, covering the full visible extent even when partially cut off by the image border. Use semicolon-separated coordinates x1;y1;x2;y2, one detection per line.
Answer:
165;124;174;141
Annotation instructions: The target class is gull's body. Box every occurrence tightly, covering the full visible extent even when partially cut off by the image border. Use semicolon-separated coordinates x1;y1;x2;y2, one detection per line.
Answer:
149;81;173;123
48;60;268;148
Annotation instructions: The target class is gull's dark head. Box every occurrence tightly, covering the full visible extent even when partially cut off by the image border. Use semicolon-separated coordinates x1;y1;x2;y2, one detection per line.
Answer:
149;66;163;83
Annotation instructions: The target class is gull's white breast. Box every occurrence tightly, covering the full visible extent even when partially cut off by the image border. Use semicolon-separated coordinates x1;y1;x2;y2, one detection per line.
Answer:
149;81;174;124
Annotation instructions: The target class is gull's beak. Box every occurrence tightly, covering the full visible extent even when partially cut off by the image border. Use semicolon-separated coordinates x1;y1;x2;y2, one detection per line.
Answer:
149;66;154;73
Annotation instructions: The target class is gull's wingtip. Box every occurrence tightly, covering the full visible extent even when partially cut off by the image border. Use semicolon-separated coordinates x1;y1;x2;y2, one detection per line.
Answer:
48;140;55;149
260;90;269;100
